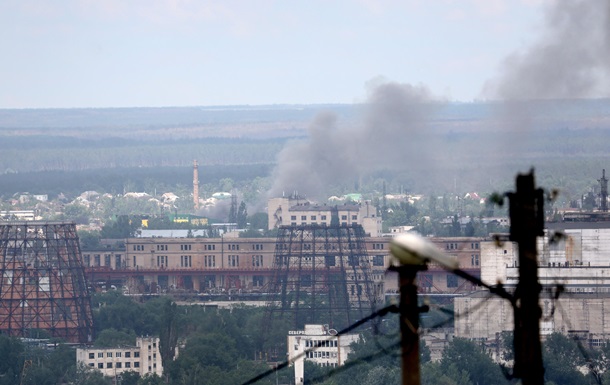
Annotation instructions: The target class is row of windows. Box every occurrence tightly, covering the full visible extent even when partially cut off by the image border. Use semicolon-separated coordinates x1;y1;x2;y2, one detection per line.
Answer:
305;339;338;348
446;242;480;250
90;361;141;369
156;245;168;251
180;244;192;251
305;351;337;359
83;254;122;267
89;351;140;359
156;255;167;267
291;215;329;221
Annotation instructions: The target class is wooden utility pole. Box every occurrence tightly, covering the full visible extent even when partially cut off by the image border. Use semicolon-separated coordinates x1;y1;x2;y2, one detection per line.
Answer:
398;265;424;385
508;170;545;385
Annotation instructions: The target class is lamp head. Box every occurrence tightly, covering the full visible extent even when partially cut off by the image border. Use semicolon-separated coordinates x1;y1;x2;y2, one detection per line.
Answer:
390;233;459;270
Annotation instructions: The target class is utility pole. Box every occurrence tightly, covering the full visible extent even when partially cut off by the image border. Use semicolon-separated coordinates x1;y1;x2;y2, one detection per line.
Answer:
508;170;545;385
398;265;424;385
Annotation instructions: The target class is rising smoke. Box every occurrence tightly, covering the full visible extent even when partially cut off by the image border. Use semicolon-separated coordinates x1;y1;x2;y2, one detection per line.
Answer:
485;0;610;100
269;1;610;200
268;82;443;199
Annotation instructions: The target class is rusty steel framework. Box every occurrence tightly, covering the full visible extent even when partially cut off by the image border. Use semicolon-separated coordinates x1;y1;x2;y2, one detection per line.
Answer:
263;224;379;333
0;221;94;343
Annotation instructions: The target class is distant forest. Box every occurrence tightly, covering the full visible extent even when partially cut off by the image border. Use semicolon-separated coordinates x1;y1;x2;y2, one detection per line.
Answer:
2;101;610;202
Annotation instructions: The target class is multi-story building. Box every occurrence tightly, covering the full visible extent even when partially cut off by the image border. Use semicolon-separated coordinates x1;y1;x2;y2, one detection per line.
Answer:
76;337;163;378
287;324;359;385
85;236;392;296
267;197;382;237
83;235;489;298
456;222;610;344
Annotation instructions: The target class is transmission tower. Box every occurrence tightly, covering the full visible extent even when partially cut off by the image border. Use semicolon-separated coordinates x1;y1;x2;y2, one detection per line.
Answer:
263;224;379;336
0;221;94;343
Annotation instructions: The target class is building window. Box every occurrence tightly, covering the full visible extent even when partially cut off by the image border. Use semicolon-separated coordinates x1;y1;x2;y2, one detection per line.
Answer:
98;352;103;358
180;255;192;268
252;255;263;267
115;255;121;268
116;362;122;369
291;215;297;220
373;255;384;266
94;254;100;266
447;274;458;288
83;255;90;267
89;353;94;359
253;244;263;250
471;254;479;266
341;215;347;220
228;255;239;267
116;352;122;358
181;244;192;251
228;244;240;251
311;216;316;220
253;275;264;287
107;362;113;368
321;215;327;220
204;244;216;251
125;352;131;358
352;215;357;220
125;362;131;368
134;362;140;368
205;255;216;267
134;352;140;358
107;352;113;358
98;363;104;369
89;363;94;367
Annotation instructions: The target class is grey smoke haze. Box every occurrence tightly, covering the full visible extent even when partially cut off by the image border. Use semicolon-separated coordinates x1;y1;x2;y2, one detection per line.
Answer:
485;0;610;100
481;0;610;176
268;82;442;199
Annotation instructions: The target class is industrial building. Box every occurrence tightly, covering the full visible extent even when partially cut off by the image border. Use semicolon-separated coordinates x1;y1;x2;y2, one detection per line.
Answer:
83;234;488;298
76;336;163;378
457;221;610;345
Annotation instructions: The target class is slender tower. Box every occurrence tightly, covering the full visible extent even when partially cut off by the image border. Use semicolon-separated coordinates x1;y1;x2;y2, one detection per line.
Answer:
193;160;200;211
599;169;608;212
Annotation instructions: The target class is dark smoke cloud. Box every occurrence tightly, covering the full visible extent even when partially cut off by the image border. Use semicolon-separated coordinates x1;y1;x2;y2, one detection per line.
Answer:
485;0;610;100
268;82;443;199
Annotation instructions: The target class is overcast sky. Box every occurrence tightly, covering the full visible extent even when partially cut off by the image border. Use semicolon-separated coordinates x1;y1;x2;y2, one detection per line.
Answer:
1;0;549;108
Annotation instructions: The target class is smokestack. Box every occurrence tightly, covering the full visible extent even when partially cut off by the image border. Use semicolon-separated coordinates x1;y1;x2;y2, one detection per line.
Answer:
193;159;200;211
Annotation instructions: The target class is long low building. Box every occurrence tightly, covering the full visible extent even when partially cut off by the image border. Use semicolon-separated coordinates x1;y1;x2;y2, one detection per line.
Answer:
82;234;486;297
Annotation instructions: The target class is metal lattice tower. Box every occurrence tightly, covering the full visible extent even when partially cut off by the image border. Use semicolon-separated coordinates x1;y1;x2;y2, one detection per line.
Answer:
263;224;379;334
599;169;608;212
0;221;94;343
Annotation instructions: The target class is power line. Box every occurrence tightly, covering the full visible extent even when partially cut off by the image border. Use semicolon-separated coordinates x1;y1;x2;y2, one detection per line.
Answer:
240;304;399;385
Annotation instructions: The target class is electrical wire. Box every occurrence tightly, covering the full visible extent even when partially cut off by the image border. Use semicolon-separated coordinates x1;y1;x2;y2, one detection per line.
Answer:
240;304;399;385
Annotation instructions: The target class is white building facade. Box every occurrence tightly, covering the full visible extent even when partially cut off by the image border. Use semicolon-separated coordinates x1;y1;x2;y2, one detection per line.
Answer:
268;197;382;237
287;324;359;385
76;337;163;378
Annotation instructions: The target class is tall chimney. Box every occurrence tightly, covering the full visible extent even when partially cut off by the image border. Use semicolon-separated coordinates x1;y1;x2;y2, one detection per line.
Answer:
193;160;200;211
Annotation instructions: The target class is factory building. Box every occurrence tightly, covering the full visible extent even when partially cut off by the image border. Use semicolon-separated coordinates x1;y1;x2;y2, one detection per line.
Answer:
456;222;610;344
76;336;163;378
83;235;488;298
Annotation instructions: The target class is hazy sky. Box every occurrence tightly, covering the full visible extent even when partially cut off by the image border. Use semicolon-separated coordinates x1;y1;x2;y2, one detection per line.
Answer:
1;0;548;108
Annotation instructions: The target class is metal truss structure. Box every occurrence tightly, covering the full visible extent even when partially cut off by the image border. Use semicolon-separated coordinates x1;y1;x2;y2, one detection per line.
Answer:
0;222;94;343
264;224;379;333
